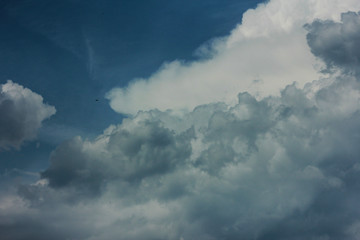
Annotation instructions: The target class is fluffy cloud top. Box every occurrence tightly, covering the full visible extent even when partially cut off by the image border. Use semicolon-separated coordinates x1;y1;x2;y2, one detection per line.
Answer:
0;80;56;150
107;0;360;115
2;3;360;240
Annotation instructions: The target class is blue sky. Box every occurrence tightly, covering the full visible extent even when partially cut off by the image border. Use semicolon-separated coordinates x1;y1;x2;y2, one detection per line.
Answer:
2;1;360;239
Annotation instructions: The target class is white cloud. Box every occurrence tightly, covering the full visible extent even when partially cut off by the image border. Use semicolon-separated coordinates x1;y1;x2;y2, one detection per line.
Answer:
107;0;360;115
0;80;56;150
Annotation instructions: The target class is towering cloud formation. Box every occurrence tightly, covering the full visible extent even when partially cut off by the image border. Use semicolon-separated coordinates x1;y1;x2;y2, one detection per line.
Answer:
0;81;56;150
107;0;360;115
2;1;360;240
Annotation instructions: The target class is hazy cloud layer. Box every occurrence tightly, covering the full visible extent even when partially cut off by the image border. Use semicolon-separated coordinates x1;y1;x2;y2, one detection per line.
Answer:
0;81;56;150
2;4;360;240
107;0;360;115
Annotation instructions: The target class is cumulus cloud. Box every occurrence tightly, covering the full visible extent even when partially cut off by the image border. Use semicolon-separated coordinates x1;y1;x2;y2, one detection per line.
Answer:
2;3;360;240
107;0;360;115
0;80;56;150
10;72;360;239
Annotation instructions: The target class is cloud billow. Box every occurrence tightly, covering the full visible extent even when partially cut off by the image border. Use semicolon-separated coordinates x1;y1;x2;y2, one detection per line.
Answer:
41;119;193;196
0;80;56;150
306;11;360;74
2;2;360;240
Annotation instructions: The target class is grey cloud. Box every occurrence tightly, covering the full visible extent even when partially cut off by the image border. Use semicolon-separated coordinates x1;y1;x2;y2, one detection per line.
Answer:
0;80;56;150
306;11;360;73
40;137;105;196
106;120;193;181
41;119;193;195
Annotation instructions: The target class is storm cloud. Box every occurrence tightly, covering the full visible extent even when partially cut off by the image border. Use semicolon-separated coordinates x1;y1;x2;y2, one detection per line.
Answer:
2;2;360;240
0;81;55;150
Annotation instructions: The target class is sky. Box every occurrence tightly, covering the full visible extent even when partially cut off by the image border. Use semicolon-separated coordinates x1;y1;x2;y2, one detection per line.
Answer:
1;0;360;239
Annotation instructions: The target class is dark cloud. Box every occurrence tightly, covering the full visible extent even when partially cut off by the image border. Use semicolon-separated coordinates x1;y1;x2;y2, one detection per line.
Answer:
0;81;55;150
40;137;104;196
306;11;360;74
41;119;193;196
